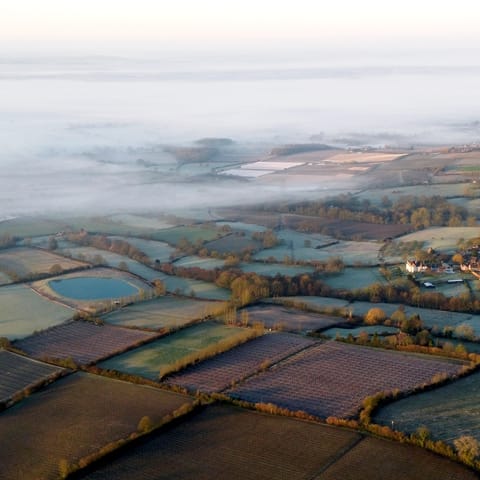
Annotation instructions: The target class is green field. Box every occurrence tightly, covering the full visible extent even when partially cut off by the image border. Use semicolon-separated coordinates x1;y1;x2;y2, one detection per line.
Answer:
397;227;480;252
0;246;87;279
110;236;175;262
419;277;471;298
151;225;222;245
173;255;226;270
98;322;251;380
108;213;177;230
0;216;67;237
276;229;336;249
271;296;351;311
374;370;480;445
0;270;11;285
354;183;469;206
162;276;231;300
322;267;387;290
0;372;192;480
58;245;162;280
240;262;315;276
254;240;383;265
215;221;267;233
19;235;77;250
321;325;400;338
0;284;74;339
63;216;160;236
103;296;227;329
204;234;261;254
349;301;480;334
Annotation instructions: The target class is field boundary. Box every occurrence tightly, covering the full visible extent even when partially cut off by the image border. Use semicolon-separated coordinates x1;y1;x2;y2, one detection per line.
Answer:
307;435;365;479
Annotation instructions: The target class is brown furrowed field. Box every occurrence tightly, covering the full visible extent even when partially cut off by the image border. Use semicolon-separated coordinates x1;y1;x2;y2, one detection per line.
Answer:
14;321;158;365
0;246;88;279
0;350;64;404
165;333;315;392
279;216;412;240
243;304;342;332
76;404;477;480
227;342;464;419
76;404;362;480
0;372;193;480
315;436;478;480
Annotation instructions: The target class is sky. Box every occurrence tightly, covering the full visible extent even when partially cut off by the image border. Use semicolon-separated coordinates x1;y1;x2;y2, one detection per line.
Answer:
1;0;480;217
2;0;480;56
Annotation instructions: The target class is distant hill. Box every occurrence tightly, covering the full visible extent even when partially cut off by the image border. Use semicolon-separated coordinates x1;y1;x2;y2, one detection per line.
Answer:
270;143;334;156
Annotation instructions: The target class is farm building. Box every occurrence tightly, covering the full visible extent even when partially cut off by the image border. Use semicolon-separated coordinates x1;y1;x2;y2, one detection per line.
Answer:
405;260;428;273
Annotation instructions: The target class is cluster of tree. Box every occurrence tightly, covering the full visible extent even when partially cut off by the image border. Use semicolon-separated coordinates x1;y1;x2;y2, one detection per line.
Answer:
251;229;279;248
160;261;339;304
164;145;219;165
344;279;478;313
0;233;16;249
66;232;150;265
252;194;470;230
269;143;332;156
355;385;480;470
195;137;234;147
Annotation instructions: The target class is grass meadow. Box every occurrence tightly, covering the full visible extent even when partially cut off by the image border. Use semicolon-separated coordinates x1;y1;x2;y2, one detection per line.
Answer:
0;284;74;339
103;296;227;330
99;322;253;380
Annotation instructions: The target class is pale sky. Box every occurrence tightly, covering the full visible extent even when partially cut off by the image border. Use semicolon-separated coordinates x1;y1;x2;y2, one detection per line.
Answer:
1;0;480;55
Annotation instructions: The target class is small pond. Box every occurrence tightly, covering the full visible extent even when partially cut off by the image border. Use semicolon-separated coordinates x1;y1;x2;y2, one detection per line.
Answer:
49;277;139;300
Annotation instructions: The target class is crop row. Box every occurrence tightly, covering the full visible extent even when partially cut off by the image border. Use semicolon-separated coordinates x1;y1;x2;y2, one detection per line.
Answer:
76;404;361;480
227;342;463;419
15;321;157;365
0;350;64;402
0;372;192;480
165;333;315;392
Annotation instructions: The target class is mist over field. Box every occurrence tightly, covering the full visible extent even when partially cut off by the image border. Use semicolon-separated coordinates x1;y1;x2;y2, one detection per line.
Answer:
1;49;480;217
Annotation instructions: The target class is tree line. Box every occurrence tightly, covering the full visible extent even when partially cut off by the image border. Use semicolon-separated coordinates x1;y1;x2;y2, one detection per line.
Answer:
252;194;470;230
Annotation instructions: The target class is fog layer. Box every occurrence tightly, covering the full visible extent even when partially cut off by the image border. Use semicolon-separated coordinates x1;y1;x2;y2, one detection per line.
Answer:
1;51;480;217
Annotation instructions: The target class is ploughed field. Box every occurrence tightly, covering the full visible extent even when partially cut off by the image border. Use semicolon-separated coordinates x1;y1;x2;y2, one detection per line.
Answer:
227;341;464;419
315;435;478;480
0;350;64;404
165;333;315;392
14;321;158;365
243;304;342;332
0;372;193;480
76;404;478;480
